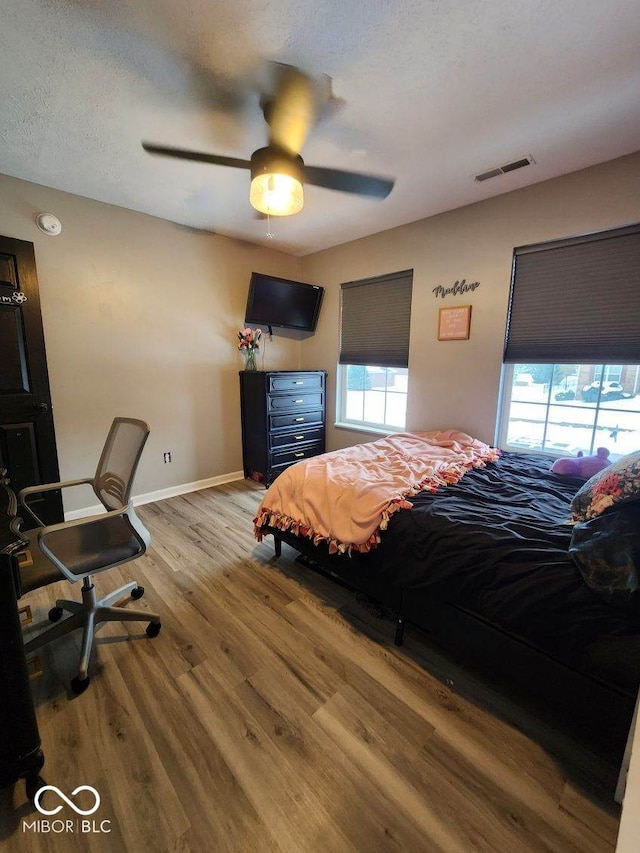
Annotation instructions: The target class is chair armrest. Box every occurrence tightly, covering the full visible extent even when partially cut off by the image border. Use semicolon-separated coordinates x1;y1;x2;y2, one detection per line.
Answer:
19;478;94;528
19;478;93;501
37;505;126;537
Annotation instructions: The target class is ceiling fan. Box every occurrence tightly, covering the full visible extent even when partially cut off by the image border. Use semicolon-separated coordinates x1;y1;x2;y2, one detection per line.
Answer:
142;63;395;217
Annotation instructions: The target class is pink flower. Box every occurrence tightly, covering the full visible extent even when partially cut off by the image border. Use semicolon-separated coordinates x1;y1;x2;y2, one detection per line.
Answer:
236;327;262;351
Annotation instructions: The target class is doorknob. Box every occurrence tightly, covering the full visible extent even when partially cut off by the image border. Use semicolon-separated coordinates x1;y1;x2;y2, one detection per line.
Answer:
33;402;49;413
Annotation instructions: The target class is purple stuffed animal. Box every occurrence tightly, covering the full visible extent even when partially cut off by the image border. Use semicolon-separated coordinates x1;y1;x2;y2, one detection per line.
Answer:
551;447;611;478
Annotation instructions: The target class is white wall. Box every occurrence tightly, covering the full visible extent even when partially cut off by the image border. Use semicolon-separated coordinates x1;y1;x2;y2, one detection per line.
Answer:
0;173;302;511
300;152;640;448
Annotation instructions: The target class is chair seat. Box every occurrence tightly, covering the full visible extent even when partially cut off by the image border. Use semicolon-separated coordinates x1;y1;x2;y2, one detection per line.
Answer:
23;515;143;591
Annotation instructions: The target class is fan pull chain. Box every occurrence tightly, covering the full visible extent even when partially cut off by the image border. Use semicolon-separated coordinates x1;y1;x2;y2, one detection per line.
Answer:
266;210;274;240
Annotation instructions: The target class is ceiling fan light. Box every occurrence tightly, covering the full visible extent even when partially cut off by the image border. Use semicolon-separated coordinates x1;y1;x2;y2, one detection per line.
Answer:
250;172;304;216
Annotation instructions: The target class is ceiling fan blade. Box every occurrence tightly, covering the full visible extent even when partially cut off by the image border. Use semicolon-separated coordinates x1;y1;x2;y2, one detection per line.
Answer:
304;165;395;199
142;143;251;170
264;64;317;155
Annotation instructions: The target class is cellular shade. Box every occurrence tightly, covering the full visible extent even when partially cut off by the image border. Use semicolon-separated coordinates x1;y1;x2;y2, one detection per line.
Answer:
339;270;413;367
504;223;640;364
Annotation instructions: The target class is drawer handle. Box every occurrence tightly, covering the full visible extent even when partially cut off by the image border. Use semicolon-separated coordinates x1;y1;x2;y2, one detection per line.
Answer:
19;604;33;626
294;399;304;404
294;434;305;440
293;380;304;385
17;549;33;568
294;452;305;458
294;417;304;422
27;655;43;680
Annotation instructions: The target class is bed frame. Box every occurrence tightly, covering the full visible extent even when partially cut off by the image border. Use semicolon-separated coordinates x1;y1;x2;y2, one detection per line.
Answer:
269;527;635;763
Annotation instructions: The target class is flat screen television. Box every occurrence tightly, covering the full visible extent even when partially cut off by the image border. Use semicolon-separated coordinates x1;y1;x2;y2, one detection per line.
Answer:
244;272;324;333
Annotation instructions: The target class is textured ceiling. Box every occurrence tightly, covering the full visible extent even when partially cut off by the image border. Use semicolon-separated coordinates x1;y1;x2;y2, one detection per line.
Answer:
2;0;640;255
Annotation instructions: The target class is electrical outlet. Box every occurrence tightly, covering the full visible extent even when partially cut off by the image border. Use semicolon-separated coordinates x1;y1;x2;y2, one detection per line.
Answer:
163;451;172;464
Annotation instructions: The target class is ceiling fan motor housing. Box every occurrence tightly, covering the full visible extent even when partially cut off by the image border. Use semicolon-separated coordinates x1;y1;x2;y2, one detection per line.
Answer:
250;146;305;183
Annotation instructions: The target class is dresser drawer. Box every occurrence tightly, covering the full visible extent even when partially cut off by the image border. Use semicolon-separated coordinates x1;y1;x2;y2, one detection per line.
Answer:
269;373;324;393
270;410;323;430
267;392;323;412
270;426;324;449
270;442;325;468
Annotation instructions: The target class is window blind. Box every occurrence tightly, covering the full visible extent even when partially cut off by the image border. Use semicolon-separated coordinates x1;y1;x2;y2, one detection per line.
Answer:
339;270;413;367
504;223;640;364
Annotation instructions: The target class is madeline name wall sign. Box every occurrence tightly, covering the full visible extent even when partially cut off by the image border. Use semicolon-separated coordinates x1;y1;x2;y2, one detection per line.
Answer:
432;279;480;299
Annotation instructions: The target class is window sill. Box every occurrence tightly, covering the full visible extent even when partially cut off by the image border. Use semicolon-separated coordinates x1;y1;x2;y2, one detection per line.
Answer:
334;421;400;437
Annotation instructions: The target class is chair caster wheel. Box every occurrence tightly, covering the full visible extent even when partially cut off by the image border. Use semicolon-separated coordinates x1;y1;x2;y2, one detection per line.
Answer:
131;586;145;600
71;675;90;695
48;606;64;622
146;621;161;638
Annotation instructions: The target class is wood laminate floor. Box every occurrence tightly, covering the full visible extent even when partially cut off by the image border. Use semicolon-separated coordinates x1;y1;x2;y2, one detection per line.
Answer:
0;480;622;852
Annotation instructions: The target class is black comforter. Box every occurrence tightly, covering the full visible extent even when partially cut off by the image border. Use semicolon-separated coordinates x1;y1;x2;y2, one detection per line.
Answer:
326;451;640;670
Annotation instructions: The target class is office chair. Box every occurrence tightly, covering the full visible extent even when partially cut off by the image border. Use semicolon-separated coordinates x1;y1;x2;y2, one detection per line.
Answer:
17;417;161;694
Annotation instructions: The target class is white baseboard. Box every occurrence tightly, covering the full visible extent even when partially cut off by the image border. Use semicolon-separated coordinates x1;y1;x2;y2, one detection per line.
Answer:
64;471;245;521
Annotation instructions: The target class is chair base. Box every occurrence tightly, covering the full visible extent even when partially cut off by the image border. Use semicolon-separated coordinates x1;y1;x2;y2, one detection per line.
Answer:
24;577;161;685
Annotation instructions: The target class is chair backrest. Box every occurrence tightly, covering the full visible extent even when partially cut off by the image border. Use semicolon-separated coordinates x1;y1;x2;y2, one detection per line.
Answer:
93;418;150;512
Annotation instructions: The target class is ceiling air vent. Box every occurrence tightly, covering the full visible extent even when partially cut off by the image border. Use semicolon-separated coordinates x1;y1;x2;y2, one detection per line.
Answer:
475;156;535;182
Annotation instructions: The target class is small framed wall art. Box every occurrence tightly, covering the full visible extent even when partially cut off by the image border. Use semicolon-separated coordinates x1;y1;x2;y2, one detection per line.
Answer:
438;304;472;341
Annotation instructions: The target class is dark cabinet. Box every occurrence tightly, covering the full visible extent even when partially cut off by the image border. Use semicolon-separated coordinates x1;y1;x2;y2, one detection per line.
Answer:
0;554;44;799
0;474;45;800
240;370;327;485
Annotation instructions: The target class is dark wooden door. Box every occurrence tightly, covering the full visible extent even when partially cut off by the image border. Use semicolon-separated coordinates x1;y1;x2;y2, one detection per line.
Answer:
0;235;63;525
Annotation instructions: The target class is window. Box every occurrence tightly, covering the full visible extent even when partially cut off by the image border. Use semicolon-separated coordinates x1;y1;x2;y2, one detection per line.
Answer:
499;363;640;461
337;270;413;432
498;223;640;457
594;365;622;383
340;365;409;430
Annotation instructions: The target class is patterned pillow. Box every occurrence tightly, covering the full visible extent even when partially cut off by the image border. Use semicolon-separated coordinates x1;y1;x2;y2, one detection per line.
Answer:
569;502;640;609
571;450;640;521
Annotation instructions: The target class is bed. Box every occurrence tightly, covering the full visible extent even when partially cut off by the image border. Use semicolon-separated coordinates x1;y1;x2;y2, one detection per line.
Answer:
254;431;640;760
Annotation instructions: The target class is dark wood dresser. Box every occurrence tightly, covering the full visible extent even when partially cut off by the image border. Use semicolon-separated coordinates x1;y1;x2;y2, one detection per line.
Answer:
239;370;327;486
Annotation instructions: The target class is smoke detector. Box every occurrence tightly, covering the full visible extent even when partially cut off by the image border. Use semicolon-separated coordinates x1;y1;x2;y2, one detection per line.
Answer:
35;213;62;236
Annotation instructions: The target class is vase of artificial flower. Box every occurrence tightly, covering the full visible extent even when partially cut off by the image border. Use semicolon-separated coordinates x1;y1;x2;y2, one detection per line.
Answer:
237;327;261;371
242;349;257;371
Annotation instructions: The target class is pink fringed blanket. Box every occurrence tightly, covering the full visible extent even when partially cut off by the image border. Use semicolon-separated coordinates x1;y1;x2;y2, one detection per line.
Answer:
254;429;499;554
